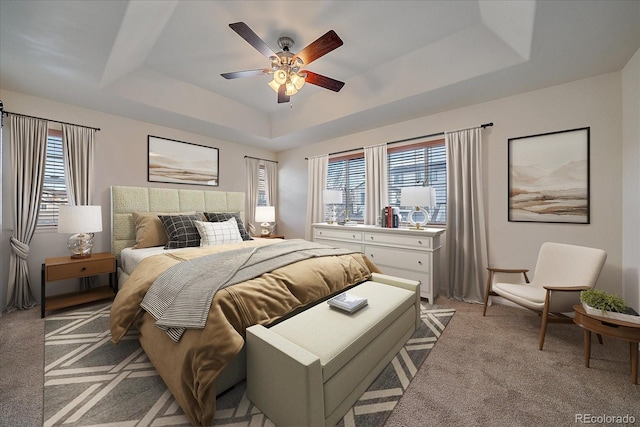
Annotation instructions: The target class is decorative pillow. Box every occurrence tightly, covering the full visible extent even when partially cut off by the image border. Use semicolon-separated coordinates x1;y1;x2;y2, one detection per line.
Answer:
204;212;253;241
158;214;202;249
194;218;243;246
131;211;197;249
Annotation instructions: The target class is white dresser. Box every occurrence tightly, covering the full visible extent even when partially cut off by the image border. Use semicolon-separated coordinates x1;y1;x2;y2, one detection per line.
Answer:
312;223;445;303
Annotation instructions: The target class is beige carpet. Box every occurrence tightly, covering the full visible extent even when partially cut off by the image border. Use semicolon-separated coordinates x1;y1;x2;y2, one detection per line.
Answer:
385;298;640;427
1;297;639;426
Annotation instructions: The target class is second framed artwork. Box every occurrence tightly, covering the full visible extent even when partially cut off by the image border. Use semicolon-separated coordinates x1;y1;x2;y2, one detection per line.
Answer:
508;127;590;224
148;136;219;186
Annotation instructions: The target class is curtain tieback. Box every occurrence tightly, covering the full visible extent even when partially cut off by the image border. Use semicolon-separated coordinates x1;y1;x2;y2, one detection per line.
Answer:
10;236;29;259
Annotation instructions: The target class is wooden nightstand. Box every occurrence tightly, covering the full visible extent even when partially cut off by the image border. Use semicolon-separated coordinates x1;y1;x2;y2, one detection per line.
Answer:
41;252;117;318
253;235;285;239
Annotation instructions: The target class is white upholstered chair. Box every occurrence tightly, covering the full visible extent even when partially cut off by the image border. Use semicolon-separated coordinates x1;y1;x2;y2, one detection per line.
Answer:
483;242;607;350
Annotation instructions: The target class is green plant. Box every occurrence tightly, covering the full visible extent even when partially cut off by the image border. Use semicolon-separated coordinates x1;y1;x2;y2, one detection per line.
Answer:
580;289;627;314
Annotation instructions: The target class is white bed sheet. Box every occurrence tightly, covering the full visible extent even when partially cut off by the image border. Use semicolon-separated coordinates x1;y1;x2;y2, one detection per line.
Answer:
120;246;181;275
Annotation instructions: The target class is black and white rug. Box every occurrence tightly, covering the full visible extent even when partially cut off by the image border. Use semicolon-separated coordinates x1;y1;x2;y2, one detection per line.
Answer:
44;303;454;426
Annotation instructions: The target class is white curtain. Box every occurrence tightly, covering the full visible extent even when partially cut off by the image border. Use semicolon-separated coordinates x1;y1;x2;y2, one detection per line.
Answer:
445;127;488;303
245;157;261;236
5;115;48;312
62;124;97;290
364;143;388;225
264;160;278;233
62;124;96;205
305;155;328;240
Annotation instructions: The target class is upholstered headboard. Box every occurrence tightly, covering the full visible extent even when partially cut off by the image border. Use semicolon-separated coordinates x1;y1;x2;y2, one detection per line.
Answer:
110;186;245;258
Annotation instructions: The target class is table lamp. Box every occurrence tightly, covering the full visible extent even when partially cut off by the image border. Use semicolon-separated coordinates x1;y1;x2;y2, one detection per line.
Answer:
400;186;436;229
323;189;342;224
255;206;276;236
57;205;103;258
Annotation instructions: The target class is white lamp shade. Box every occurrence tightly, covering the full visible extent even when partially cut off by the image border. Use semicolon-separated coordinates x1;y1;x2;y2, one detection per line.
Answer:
57;205;103;234
323;189;342;204
255;206;276;223
400;186;436;208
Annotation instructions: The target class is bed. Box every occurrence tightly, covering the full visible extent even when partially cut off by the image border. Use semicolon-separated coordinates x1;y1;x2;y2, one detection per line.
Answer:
108;186;379;425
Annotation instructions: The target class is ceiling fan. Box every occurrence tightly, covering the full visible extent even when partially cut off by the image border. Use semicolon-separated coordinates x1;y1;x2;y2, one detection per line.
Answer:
221;22;345;104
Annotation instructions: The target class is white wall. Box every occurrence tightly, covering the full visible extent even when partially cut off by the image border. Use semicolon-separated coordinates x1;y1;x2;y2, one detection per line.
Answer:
277;72;624;296
622;48;640;311
0;89;277;304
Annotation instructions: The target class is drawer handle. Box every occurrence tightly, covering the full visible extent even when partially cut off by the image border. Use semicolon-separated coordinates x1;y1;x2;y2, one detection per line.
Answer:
352;234;356;238
369;254;374;258
370;236;374;240
418;240;423;245
81;267;87;271
418;261;422;265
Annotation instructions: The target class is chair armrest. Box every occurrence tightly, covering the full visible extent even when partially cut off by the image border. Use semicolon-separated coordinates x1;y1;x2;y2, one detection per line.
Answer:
542;285;591;292
487;267;529;274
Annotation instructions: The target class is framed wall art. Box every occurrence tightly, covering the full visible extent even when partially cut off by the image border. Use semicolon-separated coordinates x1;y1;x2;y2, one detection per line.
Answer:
508;127;590;224
148;136;219;186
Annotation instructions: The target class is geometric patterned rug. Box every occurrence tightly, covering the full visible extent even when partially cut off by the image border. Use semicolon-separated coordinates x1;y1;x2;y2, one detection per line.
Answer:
44;302;454;426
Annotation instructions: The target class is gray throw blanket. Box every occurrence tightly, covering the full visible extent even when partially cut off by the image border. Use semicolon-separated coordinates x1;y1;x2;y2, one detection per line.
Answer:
141;239;356;341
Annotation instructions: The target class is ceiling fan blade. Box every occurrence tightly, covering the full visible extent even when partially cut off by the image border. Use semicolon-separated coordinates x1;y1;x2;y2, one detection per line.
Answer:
303;71;345;92
277;84;290;103
293;30;343;66
229;22;277;59
221;69;269;79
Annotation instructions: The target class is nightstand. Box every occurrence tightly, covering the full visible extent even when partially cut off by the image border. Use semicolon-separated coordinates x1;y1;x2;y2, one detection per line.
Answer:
253;235;285;239
41;252;117;318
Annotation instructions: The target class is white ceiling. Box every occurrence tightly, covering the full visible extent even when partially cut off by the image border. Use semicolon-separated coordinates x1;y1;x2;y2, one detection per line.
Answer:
1;1;638;152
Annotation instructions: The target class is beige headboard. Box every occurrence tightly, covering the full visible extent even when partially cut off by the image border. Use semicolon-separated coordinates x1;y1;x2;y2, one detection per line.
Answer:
110;186;245;258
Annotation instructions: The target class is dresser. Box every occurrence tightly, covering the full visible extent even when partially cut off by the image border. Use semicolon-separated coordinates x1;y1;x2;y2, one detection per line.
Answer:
312;223;445;303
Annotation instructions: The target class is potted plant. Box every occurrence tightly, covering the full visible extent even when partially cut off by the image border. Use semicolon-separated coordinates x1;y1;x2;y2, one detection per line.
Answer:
580;289;640;324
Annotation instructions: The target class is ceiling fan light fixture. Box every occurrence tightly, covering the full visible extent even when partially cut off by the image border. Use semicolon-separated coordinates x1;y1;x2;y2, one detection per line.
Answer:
268;79;281;93
273;69;287;85
285;80;298;96
290;72;306;90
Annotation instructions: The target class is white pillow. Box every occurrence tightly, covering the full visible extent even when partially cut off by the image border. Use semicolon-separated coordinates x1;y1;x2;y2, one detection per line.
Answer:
195;218;243;246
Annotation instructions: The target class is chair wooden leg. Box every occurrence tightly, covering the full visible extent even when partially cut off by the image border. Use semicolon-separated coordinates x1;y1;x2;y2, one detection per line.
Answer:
538;291;552;351
483;270;493;316
596;334;603;345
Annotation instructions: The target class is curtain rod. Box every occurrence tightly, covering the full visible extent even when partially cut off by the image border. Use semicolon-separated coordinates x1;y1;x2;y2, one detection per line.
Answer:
306;122;493;159
2;110;101;132
244;155;278;164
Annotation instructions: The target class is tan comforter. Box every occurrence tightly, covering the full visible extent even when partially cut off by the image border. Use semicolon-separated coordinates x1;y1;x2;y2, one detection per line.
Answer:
110;239;379;425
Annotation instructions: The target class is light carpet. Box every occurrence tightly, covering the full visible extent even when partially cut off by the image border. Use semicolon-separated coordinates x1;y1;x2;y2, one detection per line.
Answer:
44;302;454;426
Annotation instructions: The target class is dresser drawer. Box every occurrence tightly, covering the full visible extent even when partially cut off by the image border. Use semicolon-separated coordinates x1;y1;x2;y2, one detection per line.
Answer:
314;227;363;242
315;238;363;253
46;258;115;281
364;232;432;249
364;245;431;273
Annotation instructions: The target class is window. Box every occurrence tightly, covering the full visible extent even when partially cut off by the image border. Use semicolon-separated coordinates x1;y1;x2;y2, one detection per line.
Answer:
38;130;68;228
326;138;446;225
257;164;267;206
327;154;365;222
388;139;446;224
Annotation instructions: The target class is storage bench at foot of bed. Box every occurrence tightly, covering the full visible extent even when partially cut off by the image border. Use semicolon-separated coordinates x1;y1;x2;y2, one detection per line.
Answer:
246;273;420;427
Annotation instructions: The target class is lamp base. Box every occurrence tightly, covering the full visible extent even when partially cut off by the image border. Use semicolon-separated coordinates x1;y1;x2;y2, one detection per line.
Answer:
407;207;429;230
68;233;94;259
260;222;271;236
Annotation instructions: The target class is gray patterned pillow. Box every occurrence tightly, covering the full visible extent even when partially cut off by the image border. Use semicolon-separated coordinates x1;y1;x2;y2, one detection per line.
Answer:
204;212;253;241
158;214;202;249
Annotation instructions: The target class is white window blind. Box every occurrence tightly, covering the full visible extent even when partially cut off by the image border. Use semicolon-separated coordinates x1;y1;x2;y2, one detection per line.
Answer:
258;165;267;206
38;132;68;228
387;140;446;224
327;155;365;222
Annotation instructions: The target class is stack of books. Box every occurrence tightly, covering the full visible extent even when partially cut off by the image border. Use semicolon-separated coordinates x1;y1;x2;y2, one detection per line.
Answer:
327;292;368;313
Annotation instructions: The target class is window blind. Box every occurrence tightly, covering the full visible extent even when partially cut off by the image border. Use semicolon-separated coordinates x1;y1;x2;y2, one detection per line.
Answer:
38;134;68;228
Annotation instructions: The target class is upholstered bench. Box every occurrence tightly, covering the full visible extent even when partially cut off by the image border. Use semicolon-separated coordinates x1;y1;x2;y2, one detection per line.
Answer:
246;273;420;427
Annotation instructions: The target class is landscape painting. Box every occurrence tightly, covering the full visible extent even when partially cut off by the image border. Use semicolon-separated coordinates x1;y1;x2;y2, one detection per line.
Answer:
148;136;219;186
508;127;589;224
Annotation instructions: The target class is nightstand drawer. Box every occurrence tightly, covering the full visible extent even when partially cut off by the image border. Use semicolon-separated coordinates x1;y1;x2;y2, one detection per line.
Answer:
46;258;115;281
